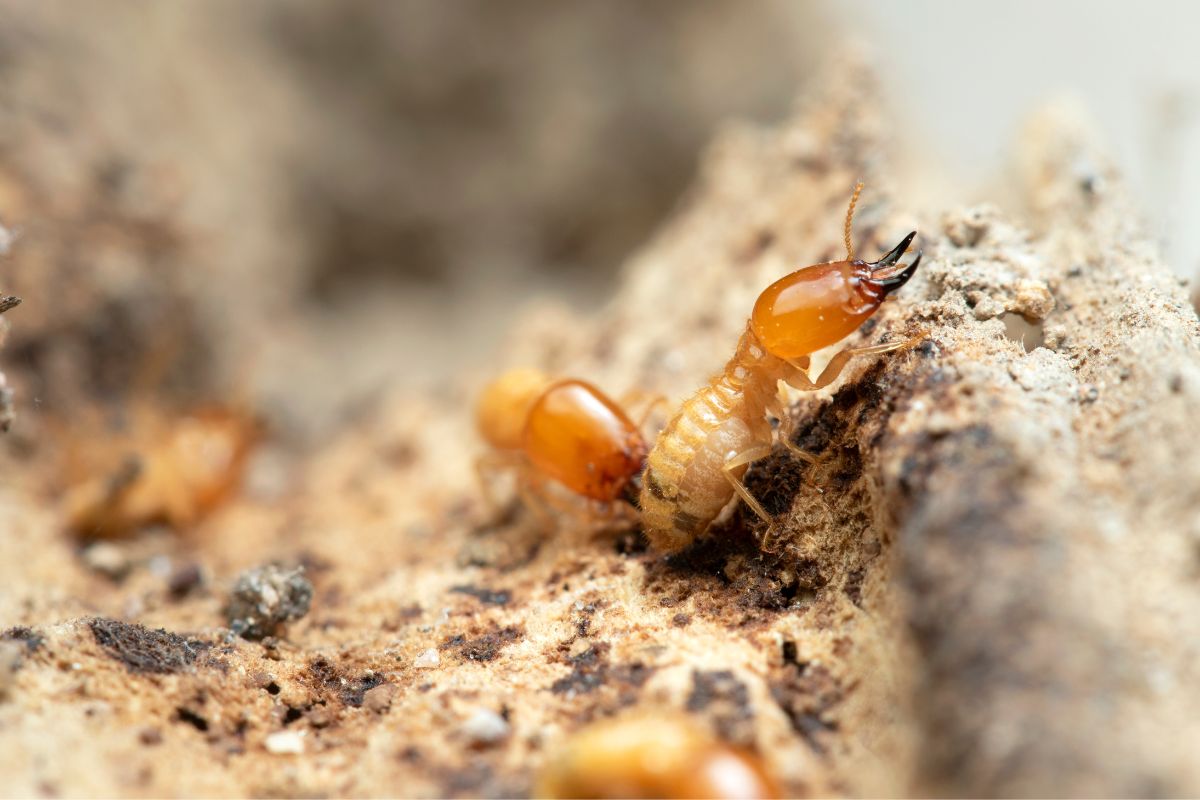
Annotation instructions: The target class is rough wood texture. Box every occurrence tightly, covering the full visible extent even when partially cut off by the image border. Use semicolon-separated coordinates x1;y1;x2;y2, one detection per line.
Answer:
2;62;1199;797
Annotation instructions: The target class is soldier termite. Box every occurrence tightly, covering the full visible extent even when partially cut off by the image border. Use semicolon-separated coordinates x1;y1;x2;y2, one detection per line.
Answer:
639;183;921;553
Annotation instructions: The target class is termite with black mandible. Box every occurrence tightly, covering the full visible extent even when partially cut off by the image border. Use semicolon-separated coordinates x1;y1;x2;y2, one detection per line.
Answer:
639;183;922;553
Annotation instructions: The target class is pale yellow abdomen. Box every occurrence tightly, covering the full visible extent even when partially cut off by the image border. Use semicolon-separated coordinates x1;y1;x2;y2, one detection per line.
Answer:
639;382;758;553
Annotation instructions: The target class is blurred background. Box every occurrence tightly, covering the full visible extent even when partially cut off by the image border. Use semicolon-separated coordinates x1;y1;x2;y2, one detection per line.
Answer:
0;0;1196;439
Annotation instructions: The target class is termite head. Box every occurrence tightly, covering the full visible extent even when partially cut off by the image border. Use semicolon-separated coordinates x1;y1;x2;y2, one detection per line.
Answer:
751;183;921;359
475;368;552;450
477;370;645;503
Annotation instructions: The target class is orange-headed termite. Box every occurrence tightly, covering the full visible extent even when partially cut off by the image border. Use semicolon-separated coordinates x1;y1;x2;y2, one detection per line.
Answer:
639;183;921;552
536;712;782;799
64;407;260;539
475;369;652;526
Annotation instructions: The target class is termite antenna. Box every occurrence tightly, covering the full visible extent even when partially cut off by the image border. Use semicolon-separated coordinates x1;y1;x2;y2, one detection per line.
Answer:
844;180;864;261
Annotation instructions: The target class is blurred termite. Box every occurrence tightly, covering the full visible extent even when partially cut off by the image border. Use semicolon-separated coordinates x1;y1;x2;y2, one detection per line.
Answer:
64;407;260;539
536;712;781;799
0;295;19;433
640;182;922;553
475;369;657;528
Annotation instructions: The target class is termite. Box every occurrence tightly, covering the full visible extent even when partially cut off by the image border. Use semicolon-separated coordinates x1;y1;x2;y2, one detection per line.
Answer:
639;183;921;553
64;407;260;539
536;712;781;799
475;369;652;527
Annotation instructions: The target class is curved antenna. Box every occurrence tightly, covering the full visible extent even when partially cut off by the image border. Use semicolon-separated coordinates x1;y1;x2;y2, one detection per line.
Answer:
844;180;864;261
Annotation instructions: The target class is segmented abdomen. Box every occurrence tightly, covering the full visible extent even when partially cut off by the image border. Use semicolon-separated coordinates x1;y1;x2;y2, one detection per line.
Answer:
639;378;759;553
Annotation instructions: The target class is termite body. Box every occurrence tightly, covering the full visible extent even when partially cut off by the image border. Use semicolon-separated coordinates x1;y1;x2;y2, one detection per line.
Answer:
640;184;921;552
475;369;649;526
64;407;260;539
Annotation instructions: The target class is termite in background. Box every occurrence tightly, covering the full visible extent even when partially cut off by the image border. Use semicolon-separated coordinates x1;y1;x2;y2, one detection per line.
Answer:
0;294;20;433
63;406;261;540
639;183;922;553
474;369;657;529
536;711;782;799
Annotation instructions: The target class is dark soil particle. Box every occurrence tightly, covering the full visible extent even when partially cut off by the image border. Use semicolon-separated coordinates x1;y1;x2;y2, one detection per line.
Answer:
175;706;210;733
549;642;654;699
2;626;44;653
345;674;386;707
549;662;607;696
645;530;823;623
307;657;386;707
225;564;313;641
89;618;202;674
440;625;523;663
844;567;867;607
138;728;163;746
687;669;757;744
743;448;813;517
449;585;511;606
436;763;528;799
166;563;204;599
614;530;649;556
770;661;844;755
687;669;755;738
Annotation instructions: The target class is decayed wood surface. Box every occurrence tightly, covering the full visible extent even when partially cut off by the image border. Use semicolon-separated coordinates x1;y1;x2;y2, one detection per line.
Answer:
2;60;1200;798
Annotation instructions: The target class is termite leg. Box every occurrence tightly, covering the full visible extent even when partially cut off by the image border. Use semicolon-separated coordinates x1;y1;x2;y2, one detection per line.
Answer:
636;395;669;430
779;438;819;465
721;444;775;524
767;393;822;480
515;470;561;531
786;339;915;392
617;499;644;530
619;390;670;431
592;498;641;533
522;473;625;534
475;451;522;518
768;401;819;466
778;436;825;496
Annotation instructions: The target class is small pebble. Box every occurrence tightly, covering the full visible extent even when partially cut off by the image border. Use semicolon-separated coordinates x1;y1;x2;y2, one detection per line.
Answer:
264;730;305;755
414;649;439;668
363;683;397;713
147;555;173;579
167;562;204;599
1012;279;1055;321
972;296;1005;321
82;542;131;580
307;707;334;728
461;707;510;746
243;447;292;501
251;670;276;690
226;564;313;640
138;727;163;746
943;205;995;248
